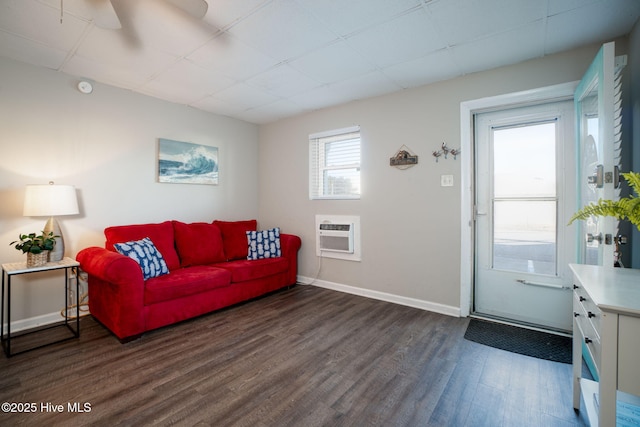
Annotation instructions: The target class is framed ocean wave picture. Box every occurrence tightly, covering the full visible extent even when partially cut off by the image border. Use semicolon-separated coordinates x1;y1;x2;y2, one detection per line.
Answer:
158;138;219;185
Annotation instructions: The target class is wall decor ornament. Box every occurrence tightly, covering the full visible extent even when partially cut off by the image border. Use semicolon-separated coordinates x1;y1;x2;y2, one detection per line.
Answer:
390;145;418;169
433;142;460;162
158;138;219;185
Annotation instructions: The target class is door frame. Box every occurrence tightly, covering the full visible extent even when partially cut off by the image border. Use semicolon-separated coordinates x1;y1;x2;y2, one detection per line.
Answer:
459;82;578;317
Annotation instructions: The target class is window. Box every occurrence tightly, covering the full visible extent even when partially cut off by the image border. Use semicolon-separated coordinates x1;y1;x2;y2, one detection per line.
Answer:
309;126;361;200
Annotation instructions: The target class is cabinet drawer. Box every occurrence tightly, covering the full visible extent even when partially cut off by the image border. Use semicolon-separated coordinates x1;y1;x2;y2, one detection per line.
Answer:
573;286;601;336
574;296;601;373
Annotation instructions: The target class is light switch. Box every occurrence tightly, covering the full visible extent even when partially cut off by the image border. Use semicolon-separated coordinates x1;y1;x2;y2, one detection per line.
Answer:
441;174;454;187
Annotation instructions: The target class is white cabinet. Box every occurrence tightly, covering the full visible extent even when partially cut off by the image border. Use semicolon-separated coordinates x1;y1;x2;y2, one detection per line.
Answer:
570;264;640;426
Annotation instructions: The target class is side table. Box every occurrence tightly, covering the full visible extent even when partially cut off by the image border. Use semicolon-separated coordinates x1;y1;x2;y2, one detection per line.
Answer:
1;257;80;357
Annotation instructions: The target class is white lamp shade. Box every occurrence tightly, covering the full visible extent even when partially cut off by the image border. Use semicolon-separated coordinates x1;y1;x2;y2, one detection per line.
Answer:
23;184;79;217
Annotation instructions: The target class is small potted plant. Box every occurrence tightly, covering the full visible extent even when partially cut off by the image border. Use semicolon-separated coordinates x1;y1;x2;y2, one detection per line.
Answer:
10;231;58;267
569;172;640;231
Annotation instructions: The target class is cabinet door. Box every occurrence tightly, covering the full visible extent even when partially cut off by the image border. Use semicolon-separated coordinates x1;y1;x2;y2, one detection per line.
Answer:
618;315;640;396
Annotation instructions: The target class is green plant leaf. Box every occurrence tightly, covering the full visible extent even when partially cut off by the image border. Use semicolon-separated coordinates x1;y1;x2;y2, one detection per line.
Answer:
9;231;58;254
569;172;640;232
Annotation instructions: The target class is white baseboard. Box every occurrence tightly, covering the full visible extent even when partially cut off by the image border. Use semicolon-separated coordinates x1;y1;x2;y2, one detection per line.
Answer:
5;279;460;332
2;311;66;334
297;275;461;318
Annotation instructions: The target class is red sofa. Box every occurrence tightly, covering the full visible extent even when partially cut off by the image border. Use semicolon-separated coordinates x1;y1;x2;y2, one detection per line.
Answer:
76;220;301;341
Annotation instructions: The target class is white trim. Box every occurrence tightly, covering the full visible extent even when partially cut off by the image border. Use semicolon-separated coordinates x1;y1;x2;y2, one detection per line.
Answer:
298;275;460;317
309;125;360;140
459;82;579;318
2;311;66;334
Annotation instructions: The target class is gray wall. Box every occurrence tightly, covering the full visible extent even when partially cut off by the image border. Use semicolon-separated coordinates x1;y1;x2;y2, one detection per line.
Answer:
258;41;629;313
0;57;259;323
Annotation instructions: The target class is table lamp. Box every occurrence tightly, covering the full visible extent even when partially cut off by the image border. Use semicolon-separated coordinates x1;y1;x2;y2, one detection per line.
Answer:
23;182;79;262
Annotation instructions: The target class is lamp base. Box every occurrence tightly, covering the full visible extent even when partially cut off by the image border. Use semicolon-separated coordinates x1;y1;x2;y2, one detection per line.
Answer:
44;217;64;262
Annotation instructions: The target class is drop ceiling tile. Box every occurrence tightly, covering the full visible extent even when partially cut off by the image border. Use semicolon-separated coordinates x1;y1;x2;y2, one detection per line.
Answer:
324;71;402;103
141;60;235;104
427;0;546;47
345;8;446;68
450;22;545;75
295;0;421;37
209;82;280;110
245;63;319;98
1;0;89;51
234;99;306;124
191;95;246;117
74;27;179;73
204;0;272;30
545;1;640;54
287;84;346;110
288;40;376;84
227;0;337;62
187;34;279;81
39;0;106;22
383;48;460;89
547;0;600;16
0;31;68;70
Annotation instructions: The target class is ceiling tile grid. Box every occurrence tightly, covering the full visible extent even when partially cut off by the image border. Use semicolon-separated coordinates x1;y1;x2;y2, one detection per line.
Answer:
343;7;447;69
0;0;639;124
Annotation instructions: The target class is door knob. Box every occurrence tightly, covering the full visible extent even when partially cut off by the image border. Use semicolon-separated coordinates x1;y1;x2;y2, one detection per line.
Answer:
586;233;603;244
587;165;604;188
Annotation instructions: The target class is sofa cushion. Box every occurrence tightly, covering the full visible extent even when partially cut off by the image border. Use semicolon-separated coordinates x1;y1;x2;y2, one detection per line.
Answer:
173;221;226;267
144;266;232;305
213;257;288;282
105;221;180;271
114;237;170;280
213;219;257;261
247;227;281;260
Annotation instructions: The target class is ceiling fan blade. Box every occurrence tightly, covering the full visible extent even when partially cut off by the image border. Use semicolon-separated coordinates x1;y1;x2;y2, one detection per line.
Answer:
89;0;122;29
164;0;208;20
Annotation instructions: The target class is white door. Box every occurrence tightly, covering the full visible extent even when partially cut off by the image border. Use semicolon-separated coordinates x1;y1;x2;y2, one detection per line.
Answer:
474;101;575;332
575;41;624;267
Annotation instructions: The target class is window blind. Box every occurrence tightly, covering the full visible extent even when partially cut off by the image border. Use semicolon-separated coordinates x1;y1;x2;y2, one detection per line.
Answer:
309;126;361;200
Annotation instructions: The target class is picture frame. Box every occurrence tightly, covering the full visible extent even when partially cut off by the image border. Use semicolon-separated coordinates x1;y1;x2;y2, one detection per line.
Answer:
158;138;219;185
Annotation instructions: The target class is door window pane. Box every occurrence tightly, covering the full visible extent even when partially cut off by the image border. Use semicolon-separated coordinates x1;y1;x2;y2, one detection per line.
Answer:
493;200;557;275
493;123;556;198
492;121;558;276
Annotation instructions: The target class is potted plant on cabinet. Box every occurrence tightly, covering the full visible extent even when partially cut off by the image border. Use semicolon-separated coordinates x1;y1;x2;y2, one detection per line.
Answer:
10;231;58;267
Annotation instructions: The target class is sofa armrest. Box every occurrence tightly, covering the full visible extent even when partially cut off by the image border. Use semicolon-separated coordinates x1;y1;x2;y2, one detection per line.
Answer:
280;233;301;285
76;247;146;340
77;247;144;286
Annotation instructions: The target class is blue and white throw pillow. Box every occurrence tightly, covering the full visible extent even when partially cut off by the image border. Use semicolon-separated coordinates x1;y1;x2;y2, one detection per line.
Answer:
114;237;169;280
247;227;281;260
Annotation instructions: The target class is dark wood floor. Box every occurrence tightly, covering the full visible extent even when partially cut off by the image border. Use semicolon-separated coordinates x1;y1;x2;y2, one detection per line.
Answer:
0;285;586;426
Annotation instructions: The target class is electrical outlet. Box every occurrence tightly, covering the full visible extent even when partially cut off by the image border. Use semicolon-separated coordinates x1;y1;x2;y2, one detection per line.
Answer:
441;174;454;187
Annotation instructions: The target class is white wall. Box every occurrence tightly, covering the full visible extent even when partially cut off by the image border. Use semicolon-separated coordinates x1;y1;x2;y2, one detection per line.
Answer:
0;57;259;323
258;41;624;314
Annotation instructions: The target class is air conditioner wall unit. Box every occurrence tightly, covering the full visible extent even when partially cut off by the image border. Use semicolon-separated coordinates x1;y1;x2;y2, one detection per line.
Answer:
315;215;361;261
318;223;354;254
